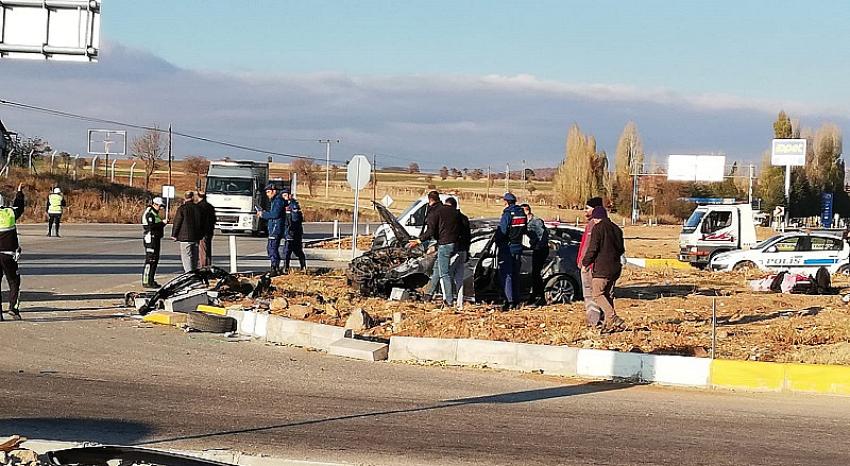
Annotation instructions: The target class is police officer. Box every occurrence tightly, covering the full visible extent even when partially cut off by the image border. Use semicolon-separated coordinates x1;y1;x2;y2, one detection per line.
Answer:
495;192;527;311
142;197;165;289
0;183;25;320
46;187;66;237
281;190;307;272
256;183;285;274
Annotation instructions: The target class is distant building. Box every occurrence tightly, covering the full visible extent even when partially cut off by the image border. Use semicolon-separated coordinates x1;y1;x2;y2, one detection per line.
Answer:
0;119;12;162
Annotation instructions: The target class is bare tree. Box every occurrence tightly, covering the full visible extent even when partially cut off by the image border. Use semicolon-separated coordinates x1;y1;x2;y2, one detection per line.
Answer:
292;158;318;196
408;162;420;174
184;155;210;189
131;128;165;192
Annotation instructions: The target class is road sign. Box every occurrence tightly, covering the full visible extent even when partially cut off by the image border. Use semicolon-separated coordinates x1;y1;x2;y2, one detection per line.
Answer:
161;185;176;199
821;192;834;228
381;194;394;208
667;155;726;182
771;139;806;166
346;155;371;191
0;0;101;62
88;129;127;156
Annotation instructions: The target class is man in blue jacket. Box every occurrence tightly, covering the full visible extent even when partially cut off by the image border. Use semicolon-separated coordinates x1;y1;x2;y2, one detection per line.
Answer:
495;192;527;311
282;190;307;272
256;183;286;274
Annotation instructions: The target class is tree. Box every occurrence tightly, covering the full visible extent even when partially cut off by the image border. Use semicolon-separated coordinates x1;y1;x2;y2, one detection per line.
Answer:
9;136;52;168
469;168;484;180
612;121;644;213
184;155;209;189
131;128;165;192
439;166;449;180
553;124;608;207
408;162;420;174
291;158;319;196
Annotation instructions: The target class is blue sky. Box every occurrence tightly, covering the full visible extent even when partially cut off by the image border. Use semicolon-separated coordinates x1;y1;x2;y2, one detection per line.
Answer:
1;1;848;168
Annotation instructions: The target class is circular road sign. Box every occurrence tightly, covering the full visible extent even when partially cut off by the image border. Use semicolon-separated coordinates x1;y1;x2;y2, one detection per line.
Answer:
346;155;371;191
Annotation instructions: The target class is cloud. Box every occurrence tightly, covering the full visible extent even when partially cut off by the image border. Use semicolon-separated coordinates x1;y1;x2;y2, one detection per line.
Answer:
0;42;846;169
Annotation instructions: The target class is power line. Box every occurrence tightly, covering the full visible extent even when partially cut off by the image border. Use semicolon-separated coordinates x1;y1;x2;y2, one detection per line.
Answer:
0;98;346;164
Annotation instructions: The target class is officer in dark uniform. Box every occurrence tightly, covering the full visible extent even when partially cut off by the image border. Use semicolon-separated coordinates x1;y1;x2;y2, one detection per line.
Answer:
142;197;165;288
0;183;25;320
256;183;286;274
495;192;527;311
281;190;307;272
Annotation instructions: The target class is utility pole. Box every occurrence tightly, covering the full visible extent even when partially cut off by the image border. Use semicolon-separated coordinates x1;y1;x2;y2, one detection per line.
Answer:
505;163;510;192
522;159;526;183
168;124;173;185
372;153;377;204
748;163;754;206
631;158;640;224
486;166;491;203
319;139;339;199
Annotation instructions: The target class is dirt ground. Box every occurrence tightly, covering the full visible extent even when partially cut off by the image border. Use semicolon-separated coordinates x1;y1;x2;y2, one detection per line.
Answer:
229;266;850;366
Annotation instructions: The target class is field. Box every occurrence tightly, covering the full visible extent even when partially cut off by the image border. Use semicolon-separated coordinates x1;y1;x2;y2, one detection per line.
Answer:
236;266;850;365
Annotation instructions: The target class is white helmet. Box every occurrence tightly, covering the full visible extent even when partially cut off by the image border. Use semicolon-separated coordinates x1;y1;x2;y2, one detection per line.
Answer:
53;187;61;194
152;197;164;206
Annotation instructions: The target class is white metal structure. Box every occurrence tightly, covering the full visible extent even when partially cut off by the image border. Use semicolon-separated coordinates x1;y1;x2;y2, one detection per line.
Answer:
709;233;849;274
678;203;758;268
667;154;726;182
87;129;126;156
0;0;101;62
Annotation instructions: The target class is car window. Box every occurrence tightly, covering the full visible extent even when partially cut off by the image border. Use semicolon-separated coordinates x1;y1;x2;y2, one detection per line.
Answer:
700;211;733;234
771;237;799;252
810;237;843;251
410;204;427;226
468;236;490;257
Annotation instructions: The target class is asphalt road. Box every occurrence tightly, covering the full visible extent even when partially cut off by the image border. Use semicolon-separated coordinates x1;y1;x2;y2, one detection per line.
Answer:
1;315;849;466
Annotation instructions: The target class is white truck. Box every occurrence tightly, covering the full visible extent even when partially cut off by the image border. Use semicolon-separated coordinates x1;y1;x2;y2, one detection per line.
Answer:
205;160;290;235
371;194;459;249
679;203;758;268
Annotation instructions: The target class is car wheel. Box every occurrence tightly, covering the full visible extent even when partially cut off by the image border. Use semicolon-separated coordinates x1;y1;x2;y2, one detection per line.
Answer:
838;264;850;276
544;274;578;304
733;260;756;271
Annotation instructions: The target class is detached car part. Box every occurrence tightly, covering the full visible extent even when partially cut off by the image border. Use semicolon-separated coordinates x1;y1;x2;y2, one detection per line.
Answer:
132;266;235;316
47;445;235;466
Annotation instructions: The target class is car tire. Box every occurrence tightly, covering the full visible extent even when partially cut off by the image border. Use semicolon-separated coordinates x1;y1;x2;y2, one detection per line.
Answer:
838;264;850;276
186;311;237;333
733;260;756;271
544;274;578;304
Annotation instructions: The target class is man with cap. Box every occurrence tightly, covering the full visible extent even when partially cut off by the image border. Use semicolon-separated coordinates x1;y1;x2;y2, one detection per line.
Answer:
256;183;286;274
281;190;307;272
581;203;626;331
578;197;604;324
141;196;165;289
46;187;66;237
495;192;527;311
0;183;25;320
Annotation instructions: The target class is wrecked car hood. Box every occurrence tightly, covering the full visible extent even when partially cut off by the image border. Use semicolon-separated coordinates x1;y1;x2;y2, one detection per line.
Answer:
372;201;412;244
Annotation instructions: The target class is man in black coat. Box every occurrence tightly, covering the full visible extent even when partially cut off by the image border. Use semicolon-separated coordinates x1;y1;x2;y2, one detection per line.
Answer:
171;191;203;272
580;206;626;331
195;192;217;267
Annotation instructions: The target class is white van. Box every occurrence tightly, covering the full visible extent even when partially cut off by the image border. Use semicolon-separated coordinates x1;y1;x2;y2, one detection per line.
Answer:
371;194;459;249
679;203;758;268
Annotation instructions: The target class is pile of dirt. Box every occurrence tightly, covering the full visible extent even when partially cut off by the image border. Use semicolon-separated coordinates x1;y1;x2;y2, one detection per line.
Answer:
229;267;850;364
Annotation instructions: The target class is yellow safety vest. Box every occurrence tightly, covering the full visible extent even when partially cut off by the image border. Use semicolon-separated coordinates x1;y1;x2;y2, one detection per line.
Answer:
0;208;16;232
48;193;63;214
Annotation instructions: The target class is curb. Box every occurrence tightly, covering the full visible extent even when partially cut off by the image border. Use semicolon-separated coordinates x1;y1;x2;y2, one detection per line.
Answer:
626;257;691;269
229;309;371;354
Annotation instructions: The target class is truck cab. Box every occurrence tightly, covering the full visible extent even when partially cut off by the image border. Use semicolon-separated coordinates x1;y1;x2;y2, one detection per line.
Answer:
679;203;757;268
371;194;459;249
205;161;271;235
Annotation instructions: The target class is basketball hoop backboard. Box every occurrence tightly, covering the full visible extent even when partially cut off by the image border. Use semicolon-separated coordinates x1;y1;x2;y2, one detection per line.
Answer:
0;0;101;62
88;129;126;156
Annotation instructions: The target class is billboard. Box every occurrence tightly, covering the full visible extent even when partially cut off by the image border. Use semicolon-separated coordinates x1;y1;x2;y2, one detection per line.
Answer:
771;139;806;166
667;155;726;182
0;0;101;62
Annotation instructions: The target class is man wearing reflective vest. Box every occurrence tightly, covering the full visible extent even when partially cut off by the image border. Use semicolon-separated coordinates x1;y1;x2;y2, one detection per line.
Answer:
46;187;66;237
142;197;166;288
495;192;527;311
0;183;25;320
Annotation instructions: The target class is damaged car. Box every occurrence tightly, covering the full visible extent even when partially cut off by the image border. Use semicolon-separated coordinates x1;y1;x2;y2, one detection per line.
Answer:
347;202;583;304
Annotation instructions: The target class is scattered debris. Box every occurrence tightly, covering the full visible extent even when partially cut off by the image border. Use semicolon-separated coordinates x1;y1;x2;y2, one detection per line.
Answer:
345;308;375;331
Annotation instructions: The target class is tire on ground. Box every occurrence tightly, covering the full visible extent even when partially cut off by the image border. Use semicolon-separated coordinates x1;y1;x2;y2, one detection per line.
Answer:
186;311;237;333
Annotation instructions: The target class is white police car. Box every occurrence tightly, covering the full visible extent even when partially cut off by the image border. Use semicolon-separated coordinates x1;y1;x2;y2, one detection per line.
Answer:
709;233;850;274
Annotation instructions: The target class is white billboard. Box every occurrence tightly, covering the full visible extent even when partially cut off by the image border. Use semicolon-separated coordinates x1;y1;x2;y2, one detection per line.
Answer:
0;0;101;62
667;154;726;182
771;139;806;166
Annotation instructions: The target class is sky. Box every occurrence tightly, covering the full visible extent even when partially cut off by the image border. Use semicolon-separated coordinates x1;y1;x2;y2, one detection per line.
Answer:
1;0;849;170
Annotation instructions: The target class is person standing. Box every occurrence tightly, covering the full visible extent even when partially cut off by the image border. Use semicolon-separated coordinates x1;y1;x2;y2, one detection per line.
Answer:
281;190;307;272
522;203;549;305
581;205;626;331
0;184;25;320
46;187;66;237
171;191;203;273
256;183;285;274
195;192;217;268
445;197;470;309
495;192;527;311
409;191;445;299
578;197;604;325
142;197;166;289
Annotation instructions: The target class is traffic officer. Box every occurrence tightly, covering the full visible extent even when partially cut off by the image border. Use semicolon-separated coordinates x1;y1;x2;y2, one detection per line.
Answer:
46;187;66;237
256;183;285;274
495;192;527;311
0;183;25;320
281;190;307;272
142;197;166;289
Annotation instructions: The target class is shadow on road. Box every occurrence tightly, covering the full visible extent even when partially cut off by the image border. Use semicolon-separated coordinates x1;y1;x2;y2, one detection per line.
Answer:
137;381;631;446
0;417;153;445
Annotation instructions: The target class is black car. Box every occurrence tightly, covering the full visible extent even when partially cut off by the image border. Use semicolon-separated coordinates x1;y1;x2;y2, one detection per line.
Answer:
347;202;583;304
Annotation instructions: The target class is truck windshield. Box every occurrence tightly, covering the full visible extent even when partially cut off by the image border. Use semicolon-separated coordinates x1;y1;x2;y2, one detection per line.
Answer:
206;177;252;195
683;210;706;233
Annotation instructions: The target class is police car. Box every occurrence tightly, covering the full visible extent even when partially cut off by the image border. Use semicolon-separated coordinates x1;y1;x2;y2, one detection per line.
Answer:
709;233;850;274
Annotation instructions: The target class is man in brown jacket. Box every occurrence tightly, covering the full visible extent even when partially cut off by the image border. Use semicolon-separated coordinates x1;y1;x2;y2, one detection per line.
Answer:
581;205;626;331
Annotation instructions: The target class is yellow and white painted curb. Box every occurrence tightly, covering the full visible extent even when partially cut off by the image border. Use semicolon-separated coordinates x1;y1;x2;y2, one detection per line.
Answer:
626;257;692;269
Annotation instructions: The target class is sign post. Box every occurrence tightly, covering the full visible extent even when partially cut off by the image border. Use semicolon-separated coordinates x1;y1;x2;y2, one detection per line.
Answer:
161;184;176;223
346;155;372;259
821;192;834;229
771;139;807;227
